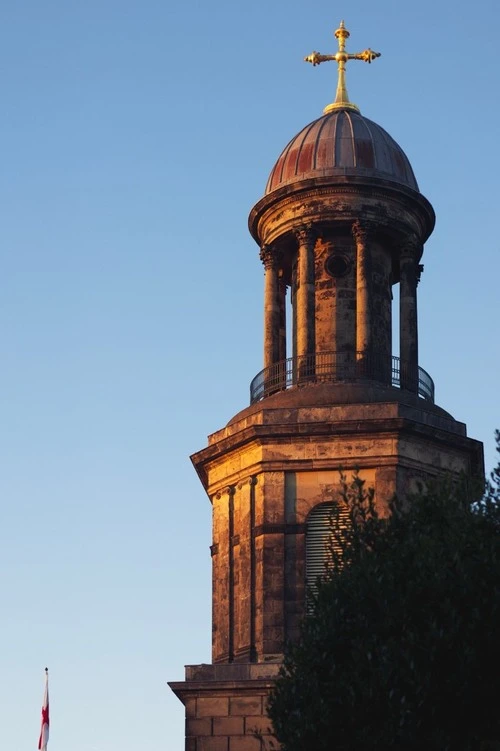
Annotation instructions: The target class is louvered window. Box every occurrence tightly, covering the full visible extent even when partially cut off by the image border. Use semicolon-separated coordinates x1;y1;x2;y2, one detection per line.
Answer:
306;501;350;611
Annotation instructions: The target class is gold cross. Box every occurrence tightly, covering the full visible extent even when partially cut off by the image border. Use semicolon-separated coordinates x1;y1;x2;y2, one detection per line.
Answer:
305;21;380;114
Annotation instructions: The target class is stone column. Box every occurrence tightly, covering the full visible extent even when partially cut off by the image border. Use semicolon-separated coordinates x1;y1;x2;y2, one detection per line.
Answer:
353;221;373;375
291;260;298;362
278;274;287;362
260;245;281;372
295;226;316;363
400;237;420;394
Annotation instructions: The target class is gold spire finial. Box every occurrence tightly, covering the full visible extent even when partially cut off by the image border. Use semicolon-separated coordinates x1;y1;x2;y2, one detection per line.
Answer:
304;21;380;114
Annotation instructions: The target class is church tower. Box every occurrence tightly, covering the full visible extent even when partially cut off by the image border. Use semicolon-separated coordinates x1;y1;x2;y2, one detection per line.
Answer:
169;22;484;750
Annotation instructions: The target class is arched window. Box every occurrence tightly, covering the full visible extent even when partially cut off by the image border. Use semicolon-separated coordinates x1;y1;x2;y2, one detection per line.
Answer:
306;501;350;611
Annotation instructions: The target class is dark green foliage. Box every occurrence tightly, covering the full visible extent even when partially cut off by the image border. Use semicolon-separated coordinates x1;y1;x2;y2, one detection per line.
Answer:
267;435;500;751
485;429;500;504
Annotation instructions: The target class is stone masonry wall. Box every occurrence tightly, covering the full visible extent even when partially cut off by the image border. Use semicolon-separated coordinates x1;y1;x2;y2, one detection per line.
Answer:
169;663;279;751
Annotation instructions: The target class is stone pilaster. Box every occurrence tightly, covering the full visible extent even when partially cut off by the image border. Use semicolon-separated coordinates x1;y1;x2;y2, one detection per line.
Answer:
212;485;236;664
234;476;258;662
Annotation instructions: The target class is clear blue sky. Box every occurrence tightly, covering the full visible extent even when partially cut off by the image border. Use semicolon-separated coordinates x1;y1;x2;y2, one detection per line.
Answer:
1;1;499;749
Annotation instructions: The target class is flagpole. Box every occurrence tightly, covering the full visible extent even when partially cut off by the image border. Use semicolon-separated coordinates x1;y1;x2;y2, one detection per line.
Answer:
38;667;50;751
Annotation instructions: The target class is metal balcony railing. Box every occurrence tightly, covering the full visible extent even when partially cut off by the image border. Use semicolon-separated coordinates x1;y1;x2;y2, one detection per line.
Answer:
249;352;434;405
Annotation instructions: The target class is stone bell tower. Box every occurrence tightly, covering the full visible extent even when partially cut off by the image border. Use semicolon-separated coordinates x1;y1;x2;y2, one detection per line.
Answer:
169;21;483;751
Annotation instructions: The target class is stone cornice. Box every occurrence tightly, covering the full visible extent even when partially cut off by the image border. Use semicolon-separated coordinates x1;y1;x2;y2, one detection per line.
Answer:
191;414;482;494
253;522;306;537
248;178;435;248
168;679;277;702
250;175;433;223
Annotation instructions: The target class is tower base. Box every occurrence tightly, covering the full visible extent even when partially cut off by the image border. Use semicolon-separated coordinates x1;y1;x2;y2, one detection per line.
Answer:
169;663;279;750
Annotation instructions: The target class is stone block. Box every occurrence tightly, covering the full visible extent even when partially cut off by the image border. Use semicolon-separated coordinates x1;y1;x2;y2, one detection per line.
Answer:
229;736;262;751
186;664;217;681
262;609;283;627
185;697;197;719
197;697;229;717
186;739;197;751
198;738;229;751
244;716;274;735
248;663;280;680
213;717;245;735
212;664;249;681
229;696;262;716
187;717;213;736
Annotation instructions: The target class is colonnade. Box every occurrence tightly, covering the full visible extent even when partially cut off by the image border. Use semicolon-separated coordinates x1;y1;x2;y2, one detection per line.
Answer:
260;223;421;393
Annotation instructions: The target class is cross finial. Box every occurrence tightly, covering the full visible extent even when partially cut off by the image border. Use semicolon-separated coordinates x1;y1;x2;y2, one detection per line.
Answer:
304;21;380;114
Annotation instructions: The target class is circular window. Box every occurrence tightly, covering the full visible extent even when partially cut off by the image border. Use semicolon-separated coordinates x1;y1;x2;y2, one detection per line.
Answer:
325;254;351;278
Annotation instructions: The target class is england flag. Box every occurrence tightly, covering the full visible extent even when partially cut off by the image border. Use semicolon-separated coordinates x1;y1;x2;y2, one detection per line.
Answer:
38;669;49;751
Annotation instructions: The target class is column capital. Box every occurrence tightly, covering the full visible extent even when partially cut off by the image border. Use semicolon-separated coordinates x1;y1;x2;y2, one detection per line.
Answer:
236;476;258;490
352;219;376;244
294;224;315;247
401;233;421;260
260;244;280;269
259;245;278;269
214;485;236;500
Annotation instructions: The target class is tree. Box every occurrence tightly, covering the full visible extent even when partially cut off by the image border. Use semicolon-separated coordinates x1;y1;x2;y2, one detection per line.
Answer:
267;434;500;751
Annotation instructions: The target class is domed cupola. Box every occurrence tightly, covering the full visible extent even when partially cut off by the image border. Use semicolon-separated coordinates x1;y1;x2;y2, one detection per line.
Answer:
263;21;420;197
248;20;435;404
265;109;419;195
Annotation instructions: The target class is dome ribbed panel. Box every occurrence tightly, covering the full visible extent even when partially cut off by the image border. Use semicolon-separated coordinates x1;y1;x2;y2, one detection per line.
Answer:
352;113;376;169
265;133;295;194
378;126;418;190
312;114;333;169
265;110;419;194
335;110;355;167
372;121;392;174
294;119;322;177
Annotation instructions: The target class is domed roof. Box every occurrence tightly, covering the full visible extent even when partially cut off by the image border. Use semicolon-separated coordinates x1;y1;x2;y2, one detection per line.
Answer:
265;109;418;195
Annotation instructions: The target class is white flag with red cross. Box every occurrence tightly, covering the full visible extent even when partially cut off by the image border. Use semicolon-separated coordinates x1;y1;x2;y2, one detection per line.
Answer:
38;669;49;751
